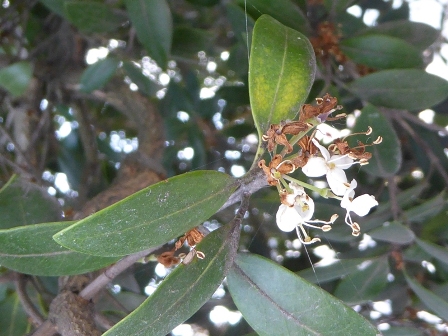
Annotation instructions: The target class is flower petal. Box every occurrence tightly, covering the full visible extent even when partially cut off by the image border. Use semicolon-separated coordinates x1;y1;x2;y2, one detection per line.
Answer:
326;168;348;196
276;205;300;232
312;139;331;161
294;194;315;221
329;154;354;170
350;194;378;217
302;157;327;177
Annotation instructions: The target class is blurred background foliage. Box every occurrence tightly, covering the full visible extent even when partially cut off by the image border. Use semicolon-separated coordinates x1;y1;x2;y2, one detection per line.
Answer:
1;0;448;335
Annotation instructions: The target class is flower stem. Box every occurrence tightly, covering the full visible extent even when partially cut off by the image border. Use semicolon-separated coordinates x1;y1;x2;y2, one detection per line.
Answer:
282;174;329;198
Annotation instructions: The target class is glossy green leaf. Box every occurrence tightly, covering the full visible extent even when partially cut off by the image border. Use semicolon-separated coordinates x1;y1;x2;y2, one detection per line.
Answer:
297;258;371;283
349;70;448;110
79;57;120;93
250;14;315;138
227;253;379;336
122;61;156;97
104;222;240;336
368;221;415;245
404;192;446;223
415;238;448;267
359;20;439;51
64;1;126;33
0;292;30;336
340;34;423;69
404;271;448;321
0;222;118;276
0;176;61;230
239;0;310;34
172;27;214;58
334;257;389;304
0;61;33;97
54;171;236;256
125;0;172;68
352;104;401;177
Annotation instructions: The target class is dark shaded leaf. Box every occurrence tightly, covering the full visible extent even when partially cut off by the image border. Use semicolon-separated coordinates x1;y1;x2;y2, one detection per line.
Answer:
39;0;65;17
352;104;401;177
404;271;448;321
64;1;126;33
228;253;379;336
53;171;236;256
334;257;389;304
368;221;415;245
250;15;315;138
323;0;357;13
0;292;30;336
104;222;240;336
239;0;310;34
0;61;33;97
382;326;422;336
226;3;255;47
340;34;423;69
297;258;371;283
359;20;439;51
404;192;446;223
172;27;214;58
349;70;448;110
125;0;172;68
0;222;118;276
415;238;448;267
79;57;120;93
0;176;61;230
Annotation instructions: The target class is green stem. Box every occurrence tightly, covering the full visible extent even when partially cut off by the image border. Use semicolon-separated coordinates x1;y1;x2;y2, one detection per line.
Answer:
282;174;330;198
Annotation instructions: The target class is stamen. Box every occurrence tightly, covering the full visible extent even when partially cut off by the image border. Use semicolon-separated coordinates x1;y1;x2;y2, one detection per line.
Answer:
373;136;383;144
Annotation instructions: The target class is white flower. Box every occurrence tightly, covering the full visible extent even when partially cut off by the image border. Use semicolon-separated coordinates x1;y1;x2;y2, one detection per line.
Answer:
340;179;378;236
276;183;336;244
302;139;354;196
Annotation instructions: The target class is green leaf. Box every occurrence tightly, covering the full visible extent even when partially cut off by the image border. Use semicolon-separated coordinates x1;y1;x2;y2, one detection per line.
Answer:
352;104;401;177
382;326;423;336
227;253;379;336
0;292;30;336
0;222;118;276
79;57;120;93
64;1;126;33
125;0;172;68
368;221;415;245
40;0;65;17
415;238;448;267
0;61;33;97
340;34;423;70
172;27;214;58
226;4;255;47
104;222;240;336
239;0;310;34
122;61;156;97
186;0;220;6
359;20;439;51
250;14;315;138
404;271;448;321
334;257;390;304
323;0;357;13
54;171;236;257
297;258;371;283
349;70;448;110
0;176;61;230
404;192;446;223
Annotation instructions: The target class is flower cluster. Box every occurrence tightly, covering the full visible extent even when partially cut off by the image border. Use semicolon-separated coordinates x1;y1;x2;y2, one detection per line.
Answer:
259;94;382;244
